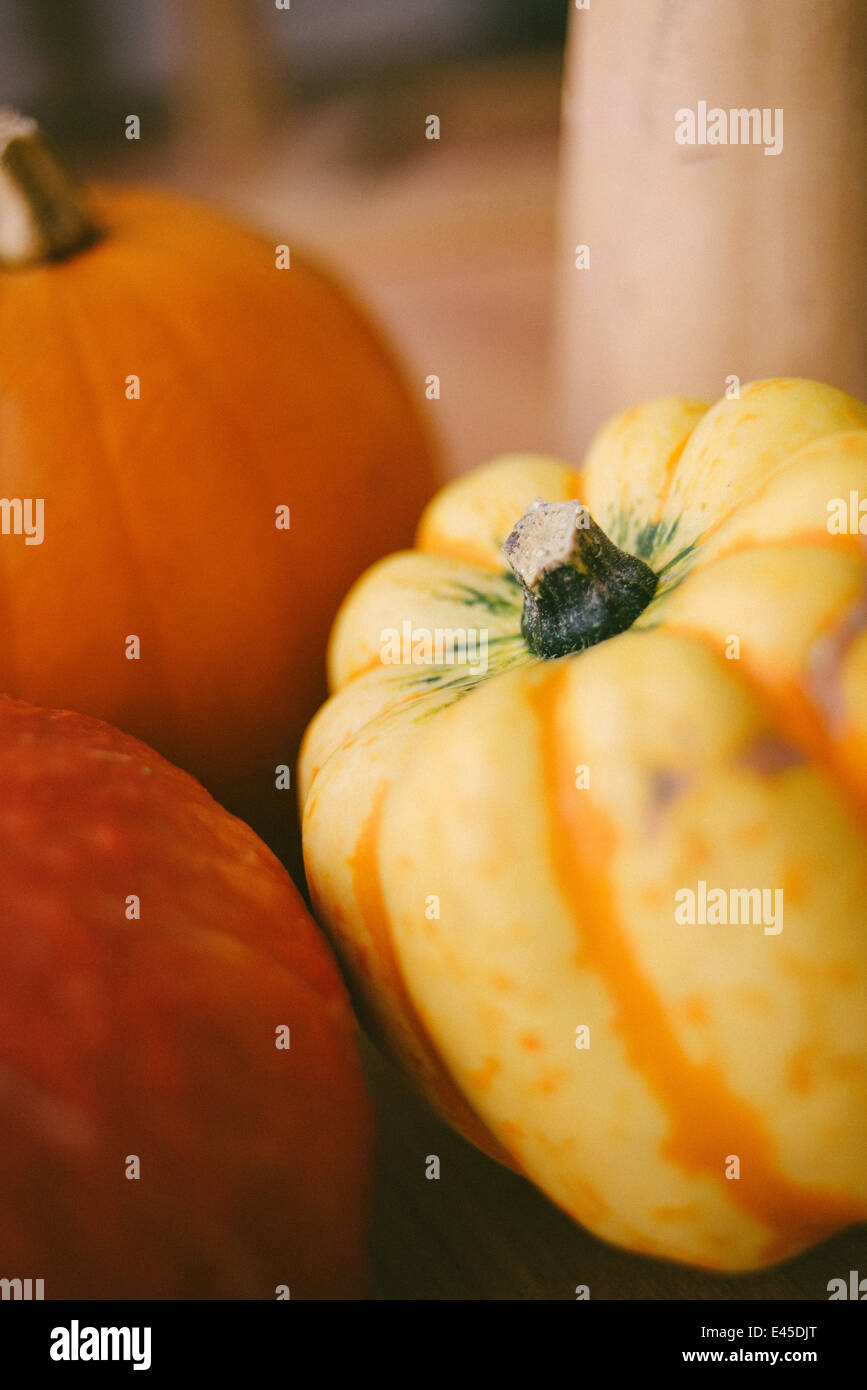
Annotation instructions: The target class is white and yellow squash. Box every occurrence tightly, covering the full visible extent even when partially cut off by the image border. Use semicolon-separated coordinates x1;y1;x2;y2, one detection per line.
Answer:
300;378;867;1271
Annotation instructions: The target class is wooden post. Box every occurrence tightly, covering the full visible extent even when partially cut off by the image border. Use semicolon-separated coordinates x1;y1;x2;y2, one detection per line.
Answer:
170;0;279;165
556;0;867;453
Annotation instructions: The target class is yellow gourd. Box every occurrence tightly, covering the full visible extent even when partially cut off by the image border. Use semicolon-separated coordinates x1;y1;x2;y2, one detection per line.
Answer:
300;378;867;1270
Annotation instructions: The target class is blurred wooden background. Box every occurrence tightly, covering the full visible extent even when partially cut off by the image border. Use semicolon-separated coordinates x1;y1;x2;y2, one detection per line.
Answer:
120;49;564;481
2;0;567;480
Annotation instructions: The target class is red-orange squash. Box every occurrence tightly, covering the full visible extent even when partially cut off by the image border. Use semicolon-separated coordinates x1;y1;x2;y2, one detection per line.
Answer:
0;695;372;1299
0;113;436;837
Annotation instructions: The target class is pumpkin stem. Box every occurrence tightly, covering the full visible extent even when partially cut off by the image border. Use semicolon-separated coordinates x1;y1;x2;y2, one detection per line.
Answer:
0;109;100;268
503;498;658;658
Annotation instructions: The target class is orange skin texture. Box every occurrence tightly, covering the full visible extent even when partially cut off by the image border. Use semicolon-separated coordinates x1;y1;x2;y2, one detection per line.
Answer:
0;185;436;831
0;697;373;1299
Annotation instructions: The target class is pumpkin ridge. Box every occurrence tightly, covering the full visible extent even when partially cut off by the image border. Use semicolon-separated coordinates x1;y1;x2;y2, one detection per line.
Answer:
657;612;867;822
532;662;863;1262
416;535;513;572
640;389;867;578
49;271;176;722
691;530;864;566
92;239;294;503
649;432;695;525
350;782;515;1164
416;458;583;570
0;356;21;690
678;439;867;575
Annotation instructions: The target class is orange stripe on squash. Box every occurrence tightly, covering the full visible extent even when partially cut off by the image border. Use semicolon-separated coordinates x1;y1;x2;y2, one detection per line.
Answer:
532;663;865;1265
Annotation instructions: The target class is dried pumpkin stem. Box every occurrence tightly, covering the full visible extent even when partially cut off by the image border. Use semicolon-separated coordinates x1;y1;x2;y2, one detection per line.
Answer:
0;109;100;268
503;498;658;659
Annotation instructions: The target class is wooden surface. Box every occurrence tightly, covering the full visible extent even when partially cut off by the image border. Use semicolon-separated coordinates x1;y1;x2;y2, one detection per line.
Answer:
361;1035;867;1301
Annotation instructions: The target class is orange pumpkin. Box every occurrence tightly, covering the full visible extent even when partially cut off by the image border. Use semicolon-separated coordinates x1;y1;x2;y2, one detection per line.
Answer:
0;112;436;843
